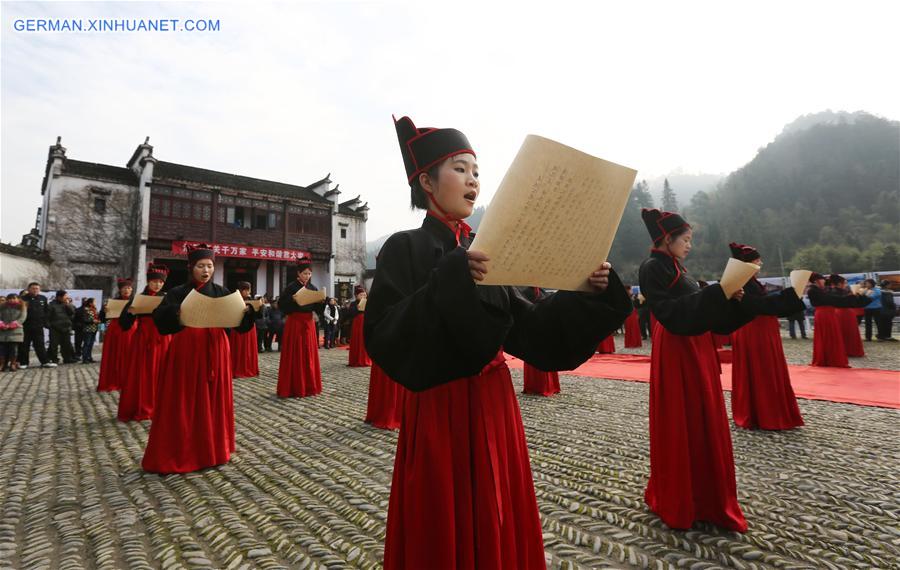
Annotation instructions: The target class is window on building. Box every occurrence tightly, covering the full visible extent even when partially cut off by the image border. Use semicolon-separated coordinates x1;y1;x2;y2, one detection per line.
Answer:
227;206;249;228
255;212;268;229
94;197;106;215
268;212;277;229
340;228;347;239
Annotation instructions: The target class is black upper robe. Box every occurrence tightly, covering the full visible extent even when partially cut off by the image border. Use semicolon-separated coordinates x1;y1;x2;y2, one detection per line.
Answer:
638;249;758;336
364;215;633;392
152;281;255;336
279;280;325;316
807;285;873;309
346;299;363;321
739;277;804;318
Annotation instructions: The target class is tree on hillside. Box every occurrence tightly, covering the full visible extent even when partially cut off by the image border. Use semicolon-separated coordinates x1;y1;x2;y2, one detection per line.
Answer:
661;178;678;212
878;244;900;270
787;245;832;274
607;180;656;283
633;180;654;208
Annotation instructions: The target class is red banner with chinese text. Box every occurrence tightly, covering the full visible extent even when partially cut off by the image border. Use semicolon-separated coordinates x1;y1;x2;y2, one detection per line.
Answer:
171;241;311;262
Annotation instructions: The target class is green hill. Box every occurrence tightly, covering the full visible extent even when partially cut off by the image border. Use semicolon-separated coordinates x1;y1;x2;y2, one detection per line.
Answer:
610;111;900;282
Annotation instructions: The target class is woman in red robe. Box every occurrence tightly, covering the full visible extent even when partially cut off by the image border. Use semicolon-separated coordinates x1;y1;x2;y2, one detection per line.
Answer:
230;281;260;378
521;288;561;396
142;245;255;474
365;116;632;569
597;334;616;353
809;274;872;367
347;285;372;367
365;363;406;429
639;209;766;533
277;258;324;398
97;278;137;392
117;263;172;422
726;243;804;430
623;289;643;348
830;276;866;357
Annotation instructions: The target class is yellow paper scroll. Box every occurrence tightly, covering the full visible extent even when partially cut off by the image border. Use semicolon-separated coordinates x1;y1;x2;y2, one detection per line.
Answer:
293;287;326;307
130;294;163;315
357;298;367;312
104;299;128;319
247;299;264;312
720;258;760;299
789;270;812;298
469;135;637;291
179;290;246;328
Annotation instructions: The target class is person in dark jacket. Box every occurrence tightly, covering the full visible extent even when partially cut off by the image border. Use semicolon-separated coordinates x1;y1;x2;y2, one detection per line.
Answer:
255;296;271;352
322;297;340;349
47;290;77;364
80;298;101;363
878;280;897;341
18;282;55;369
72;300;86;354
267;299;284;351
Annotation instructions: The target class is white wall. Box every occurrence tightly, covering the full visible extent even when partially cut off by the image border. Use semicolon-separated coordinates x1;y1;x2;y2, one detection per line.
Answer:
334;213;366;286
0;252;51;289
43;174;139;289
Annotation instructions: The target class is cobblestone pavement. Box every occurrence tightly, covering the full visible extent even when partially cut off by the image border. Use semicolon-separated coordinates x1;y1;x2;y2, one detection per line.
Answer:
0;345;898;570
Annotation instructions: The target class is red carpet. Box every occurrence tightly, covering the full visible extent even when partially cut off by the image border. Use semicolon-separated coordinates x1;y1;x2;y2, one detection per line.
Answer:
505;353;900;409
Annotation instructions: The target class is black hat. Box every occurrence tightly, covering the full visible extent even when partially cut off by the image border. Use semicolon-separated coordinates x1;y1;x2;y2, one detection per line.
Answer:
729;242;760;262
394;115;476;184
56;289;67;298
146;262;169;281
827;274;846;286
293;256;312;273
354;285;365;295
236;281;251;291
186;243;215;265
116;278;133;289
809;272;825;283
641;208;690;245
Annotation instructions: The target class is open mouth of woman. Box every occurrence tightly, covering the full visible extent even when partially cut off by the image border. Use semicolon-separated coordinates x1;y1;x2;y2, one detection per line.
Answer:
463;191;477;204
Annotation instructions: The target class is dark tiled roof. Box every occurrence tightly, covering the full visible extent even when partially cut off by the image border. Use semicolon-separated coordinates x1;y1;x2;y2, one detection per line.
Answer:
64;160;137;185
154;161;331;204
339;197;367;218
0;242;51;261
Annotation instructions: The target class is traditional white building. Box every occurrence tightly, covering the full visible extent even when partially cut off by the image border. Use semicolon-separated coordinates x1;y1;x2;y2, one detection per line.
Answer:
30;137;368;300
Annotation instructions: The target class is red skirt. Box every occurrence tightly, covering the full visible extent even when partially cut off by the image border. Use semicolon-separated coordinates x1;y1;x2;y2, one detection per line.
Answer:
365;363;405;430
523;363;561;396
117;316;171;422
384;354;545;569
97;318;137;392
142;327;235;473
645;323;747;532
230;326;259;377
623;311;642;348
838;308;865;357
348;314;372;367
731;316;804;430
277;312;322;398
812;307;849;367
597;335;616;353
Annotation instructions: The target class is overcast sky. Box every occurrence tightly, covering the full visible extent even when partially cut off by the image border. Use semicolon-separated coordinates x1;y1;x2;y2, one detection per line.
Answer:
3;0;898;246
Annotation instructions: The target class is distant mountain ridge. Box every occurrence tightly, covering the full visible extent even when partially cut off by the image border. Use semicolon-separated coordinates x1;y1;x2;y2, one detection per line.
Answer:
367;111;900;278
